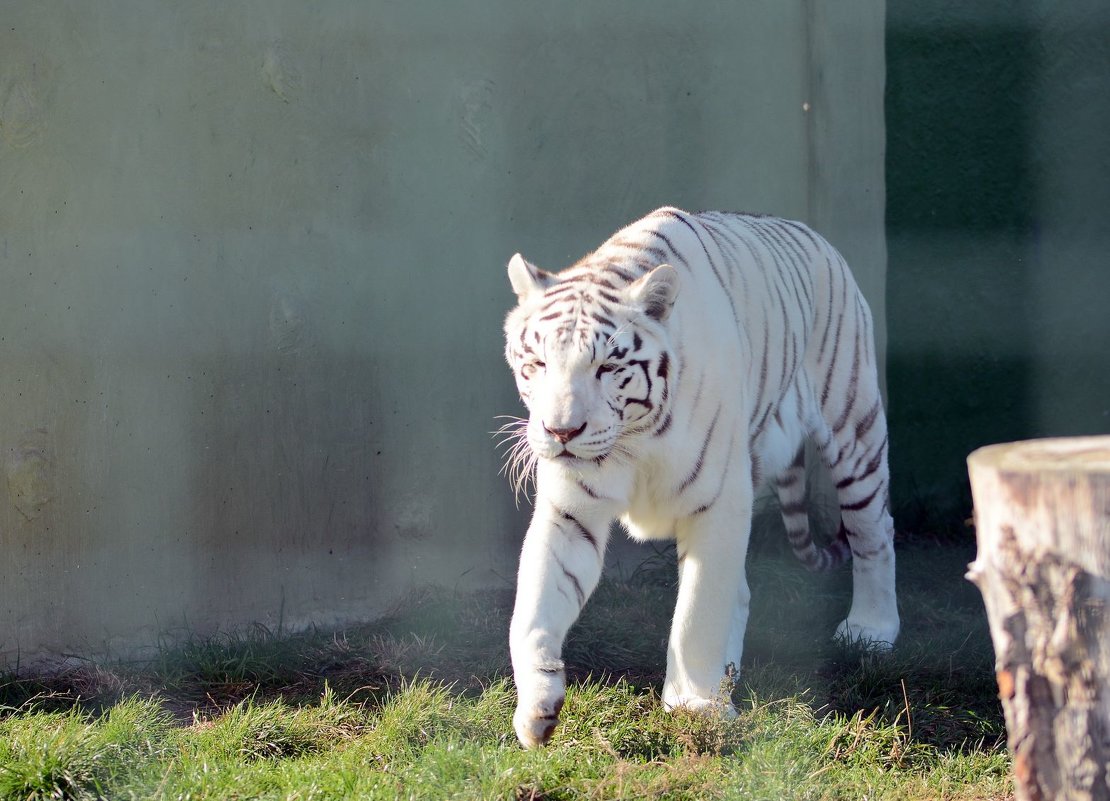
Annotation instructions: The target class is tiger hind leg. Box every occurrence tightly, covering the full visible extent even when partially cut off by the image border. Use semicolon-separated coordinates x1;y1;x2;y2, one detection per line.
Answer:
815;405;900;650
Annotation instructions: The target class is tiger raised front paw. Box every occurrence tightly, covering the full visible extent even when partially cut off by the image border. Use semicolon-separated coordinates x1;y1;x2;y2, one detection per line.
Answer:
513;666;566;749
513;694;564;749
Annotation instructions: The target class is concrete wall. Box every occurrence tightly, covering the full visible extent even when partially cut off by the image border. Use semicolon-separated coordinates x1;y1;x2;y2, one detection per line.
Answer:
886;1;1110;528
0;2;885;661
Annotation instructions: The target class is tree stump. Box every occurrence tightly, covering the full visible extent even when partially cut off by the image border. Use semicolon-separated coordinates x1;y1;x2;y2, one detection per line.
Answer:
967;436;1110;801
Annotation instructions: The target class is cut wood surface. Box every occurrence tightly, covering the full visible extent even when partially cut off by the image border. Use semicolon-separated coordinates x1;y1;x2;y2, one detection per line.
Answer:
967;436;1110;801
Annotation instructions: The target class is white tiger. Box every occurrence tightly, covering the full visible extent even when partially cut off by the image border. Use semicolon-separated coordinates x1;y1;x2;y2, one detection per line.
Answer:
500;207;899;749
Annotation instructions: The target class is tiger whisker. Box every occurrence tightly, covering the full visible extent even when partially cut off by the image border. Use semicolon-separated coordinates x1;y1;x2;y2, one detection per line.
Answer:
492;414;537;507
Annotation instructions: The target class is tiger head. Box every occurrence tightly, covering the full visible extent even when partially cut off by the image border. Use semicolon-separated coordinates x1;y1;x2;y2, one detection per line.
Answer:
503;254;679;464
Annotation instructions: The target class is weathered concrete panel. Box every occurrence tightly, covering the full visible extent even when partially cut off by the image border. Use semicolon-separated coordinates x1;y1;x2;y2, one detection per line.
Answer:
0;2;885;660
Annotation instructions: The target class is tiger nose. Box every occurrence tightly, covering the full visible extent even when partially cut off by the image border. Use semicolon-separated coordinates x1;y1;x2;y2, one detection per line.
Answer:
543;421;587;444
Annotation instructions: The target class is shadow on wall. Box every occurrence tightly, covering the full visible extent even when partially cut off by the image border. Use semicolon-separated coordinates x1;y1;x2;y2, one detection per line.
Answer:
883;9;1101;532
886;5;1110;532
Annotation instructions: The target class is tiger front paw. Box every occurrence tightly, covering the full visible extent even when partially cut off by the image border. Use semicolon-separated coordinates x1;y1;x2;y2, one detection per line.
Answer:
662;691;738;719
513;666;566;748
513;694;565;749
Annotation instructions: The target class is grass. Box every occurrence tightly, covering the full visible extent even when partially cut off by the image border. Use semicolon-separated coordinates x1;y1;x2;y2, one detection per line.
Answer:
0;531;1010;800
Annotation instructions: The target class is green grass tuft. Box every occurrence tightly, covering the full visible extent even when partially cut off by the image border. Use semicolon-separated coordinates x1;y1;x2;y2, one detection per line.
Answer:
191;688;363;762
0;697;170;801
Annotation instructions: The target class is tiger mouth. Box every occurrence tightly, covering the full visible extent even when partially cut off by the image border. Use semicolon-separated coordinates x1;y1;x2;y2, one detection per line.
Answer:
553;448;609;465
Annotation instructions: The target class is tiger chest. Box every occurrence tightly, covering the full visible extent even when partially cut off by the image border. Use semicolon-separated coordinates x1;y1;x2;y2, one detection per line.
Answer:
619;454;691;541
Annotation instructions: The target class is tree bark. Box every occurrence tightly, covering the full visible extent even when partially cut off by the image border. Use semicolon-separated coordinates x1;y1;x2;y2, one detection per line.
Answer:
967;436;1110;801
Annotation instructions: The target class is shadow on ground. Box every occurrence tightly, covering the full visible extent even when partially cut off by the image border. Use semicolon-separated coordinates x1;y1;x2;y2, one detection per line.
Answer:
1;533;1002;755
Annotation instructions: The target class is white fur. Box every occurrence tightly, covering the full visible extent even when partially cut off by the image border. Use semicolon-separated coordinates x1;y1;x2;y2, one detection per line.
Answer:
502;208;899;748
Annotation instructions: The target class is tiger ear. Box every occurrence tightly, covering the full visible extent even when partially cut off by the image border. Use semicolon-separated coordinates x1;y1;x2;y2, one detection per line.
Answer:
627;264;679;321
507;253;554;301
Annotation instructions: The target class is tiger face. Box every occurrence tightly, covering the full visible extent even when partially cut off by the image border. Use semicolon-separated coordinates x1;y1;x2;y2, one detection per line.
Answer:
504;254;678;463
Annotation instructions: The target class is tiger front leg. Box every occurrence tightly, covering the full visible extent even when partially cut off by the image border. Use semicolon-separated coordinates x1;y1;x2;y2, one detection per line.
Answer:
509;502;609;748
663;491;753;717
